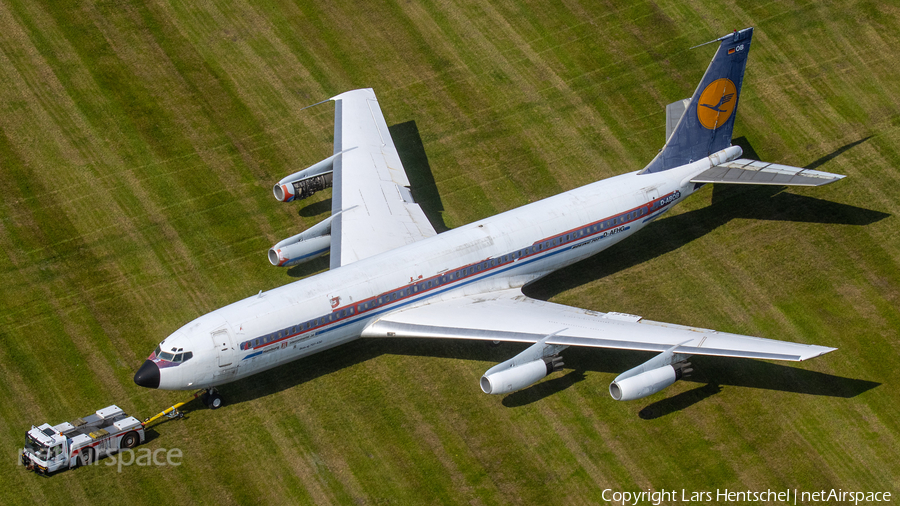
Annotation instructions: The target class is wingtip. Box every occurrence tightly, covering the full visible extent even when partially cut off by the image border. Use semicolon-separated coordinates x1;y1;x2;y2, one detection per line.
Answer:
801;346;838;361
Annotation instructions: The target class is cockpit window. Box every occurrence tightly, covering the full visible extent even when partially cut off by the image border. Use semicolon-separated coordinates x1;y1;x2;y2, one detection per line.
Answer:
173;353;183;362
154;345;161;357
159;351;174;361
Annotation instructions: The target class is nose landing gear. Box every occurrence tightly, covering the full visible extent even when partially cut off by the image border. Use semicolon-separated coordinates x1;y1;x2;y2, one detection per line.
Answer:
201;388;224;409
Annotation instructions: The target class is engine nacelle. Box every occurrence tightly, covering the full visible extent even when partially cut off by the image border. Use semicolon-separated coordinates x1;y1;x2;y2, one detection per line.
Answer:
608;361;692;401
268;234;331;267
273;153;339;202
274;173;333;203
268;213;338;267
481;356;564;395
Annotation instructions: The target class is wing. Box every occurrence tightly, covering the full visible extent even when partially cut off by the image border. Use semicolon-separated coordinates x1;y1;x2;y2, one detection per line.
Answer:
361;288;836;361
329;89;437;268
691;158;846;186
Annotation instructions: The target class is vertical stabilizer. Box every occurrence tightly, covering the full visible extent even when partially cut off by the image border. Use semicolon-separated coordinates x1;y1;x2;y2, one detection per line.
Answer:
642;28;753;174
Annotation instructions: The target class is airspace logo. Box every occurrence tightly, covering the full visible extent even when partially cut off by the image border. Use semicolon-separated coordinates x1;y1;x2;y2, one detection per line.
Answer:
697;78;737;129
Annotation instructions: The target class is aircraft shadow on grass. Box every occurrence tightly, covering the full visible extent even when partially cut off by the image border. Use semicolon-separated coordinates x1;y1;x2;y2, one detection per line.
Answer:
253;131;883;412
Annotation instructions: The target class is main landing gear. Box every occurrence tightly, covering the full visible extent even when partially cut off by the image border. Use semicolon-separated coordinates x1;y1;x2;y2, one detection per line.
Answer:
201;388;224;409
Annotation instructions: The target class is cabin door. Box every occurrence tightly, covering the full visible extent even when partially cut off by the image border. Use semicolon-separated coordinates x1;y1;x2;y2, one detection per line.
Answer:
211;329;234;367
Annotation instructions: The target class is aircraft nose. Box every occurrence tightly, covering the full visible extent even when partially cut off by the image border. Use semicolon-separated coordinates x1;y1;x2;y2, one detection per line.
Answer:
133;360;160;389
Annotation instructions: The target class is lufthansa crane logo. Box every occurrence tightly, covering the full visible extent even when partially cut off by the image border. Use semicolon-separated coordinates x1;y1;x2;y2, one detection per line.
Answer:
697;78;737;130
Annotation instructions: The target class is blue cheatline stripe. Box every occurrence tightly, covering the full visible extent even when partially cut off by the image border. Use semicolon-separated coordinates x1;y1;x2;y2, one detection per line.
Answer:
240;223;639;361
643;208;669;223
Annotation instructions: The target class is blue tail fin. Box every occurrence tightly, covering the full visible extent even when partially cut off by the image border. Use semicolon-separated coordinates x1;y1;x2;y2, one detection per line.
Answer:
642;28;753;174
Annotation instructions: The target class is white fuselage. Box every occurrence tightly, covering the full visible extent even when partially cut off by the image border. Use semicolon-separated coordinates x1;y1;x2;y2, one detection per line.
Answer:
149;149;737;391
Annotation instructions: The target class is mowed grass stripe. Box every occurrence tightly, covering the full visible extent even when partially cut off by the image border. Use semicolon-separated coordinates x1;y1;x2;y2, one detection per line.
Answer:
3;0;900;504
1;0;219;328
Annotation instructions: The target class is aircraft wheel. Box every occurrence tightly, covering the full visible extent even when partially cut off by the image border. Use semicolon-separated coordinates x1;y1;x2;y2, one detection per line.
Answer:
207;392;223;410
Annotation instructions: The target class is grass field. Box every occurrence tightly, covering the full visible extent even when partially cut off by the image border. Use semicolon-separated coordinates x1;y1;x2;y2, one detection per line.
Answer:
2;0;899;504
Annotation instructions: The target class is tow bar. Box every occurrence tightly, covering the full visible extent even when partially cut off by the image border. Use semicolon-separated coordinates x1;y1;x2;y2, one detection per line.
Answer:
142;389;204;427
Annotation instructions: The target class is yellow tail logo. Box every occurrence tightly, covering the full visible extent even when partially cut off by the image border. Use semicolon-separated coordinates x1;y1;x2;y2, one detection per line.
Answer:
697;78;737;129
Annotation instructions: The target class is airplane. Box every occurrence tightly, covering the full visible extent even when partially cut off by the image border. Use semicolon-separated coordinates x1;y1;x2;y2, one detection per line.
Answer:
134;27;845;409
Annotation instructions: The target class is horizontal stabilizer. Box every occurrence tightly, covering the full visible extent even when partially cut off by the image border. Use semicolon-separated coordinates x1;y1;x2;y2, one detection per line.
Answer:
691;158;846;186
666;99;690;142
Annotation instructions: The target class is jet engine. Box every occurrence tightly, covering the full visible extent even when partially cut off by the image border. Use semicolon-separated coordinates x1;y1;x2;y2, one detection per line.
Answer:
268;214;335;267
608;342;692;401
273;152;340;202
269;234;330;267
480;356;564;395
480;331;568;395
608;361;692;401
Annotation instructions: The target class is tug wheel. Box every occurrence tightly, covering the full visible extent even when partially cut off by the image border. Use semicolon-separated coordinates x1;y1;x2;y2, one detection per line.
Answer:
78;448;94;467
121;431;139;449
